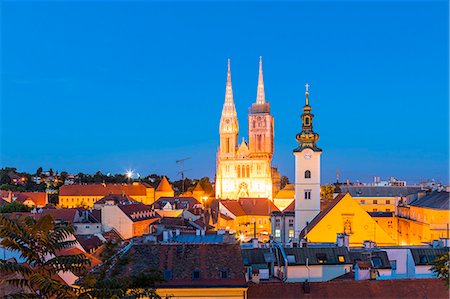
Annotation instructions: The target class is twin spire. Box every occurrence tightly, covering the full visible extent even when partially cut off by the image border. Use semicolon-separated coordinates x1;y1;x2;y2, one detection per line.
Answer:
223;57;266;113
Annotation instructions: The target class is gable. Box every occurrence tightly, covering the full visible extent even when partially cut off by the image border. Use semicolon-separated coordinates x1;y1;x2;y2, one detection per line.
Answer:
305;194;396;246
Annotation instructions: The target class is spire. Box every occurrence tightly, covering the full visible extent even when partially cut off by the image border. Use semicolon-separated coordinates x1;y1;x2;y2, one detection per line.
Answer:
222;58;237;117
256;56;266;104
305;83;310;106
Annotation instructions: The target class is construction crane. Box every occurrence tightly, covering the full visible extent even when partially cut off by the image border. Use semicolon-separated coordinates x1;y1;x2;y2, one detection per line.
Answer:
176;157;191;194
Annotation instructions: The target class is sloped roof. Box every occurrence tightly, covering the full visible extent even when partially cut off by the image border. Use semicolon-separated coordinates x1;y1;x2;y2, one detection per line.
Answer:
155;176;174;192
410;247;449;265
75;235;103;252
94;194;137;205
299;193;346;239
193;182;205;192
14;192;47;206
124;244;247;288
59;183;152;196
117;202;157;222
409;191;449;210
275;184;295;199
340;186;422;197
152;196;200;210
349;250;392;269
239;198;279;216
221;200;246;217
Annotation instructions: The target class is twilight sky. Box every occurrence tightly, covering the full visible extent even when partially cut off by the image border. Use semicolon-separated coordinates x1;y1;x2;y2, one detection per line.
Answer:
1;1;448;184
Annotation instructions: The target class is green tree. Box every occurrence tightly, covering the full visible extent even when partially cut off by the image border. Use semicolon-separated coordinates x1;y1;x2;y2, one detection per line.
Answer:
0;214;91;298
198;177;214;196
320;184;335;199
36;167;43;176
0;201;32;213
431;252;449;287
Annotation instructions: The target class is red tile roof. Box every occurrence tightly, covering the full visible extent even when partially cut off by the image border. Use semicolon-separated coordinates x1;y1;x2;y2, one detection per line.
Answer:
239;198;279;216
18;192;47;207
152;196;201;210
117;202;158;222
221;200;246;217
59;183;152;196
155;176;174;192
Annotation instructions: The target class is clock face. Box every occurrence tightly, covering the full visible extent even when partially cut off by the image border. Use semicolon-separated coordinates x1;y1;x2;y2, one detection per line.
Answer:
304;152;312;159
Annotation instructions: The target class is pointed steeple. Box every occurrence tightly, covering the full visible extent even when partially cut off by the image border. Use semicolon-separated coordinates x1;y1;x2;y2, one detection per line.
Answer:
294;83;321;152
256;56;266;104
305;83;310;106
221;58;237;118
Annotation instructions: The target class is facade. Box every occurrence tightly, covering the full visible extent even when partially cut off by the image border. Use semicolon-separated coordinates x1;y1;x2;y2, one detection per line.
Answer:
59;182;155;208
271;201;295;244
299;193;397;246
219;197;279;241
294;85;322;238
273;184;295;211
397;191;450;245
215;58;279;201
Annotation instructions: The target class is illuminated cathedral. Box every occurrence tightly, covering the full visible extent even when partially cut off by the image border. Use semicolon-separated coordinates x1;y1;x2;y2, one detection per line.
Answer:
215;57;280;200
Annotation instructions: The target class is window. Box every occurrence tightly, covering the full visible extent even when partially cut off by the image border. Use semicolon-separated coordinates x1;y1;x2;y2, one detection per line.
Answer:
385;209;390;212
373;200;378;204
338;255;345;263
192;270;201;280
220;270;228;279
419;255;428;264
386;200;390;204
275;229;281;238
316;253;327;264
371;257;383;268
390;260;397;271
305;116;310;125
373;209;378;212
288;229;294;238
164;269;172;280
304;190;311;200
304;170;311;179
361;200;365;204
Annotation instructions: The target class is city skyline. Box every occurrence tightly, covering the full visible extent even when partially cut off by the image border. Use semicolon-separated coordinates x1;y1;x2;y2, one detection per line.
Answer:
1;1;448;184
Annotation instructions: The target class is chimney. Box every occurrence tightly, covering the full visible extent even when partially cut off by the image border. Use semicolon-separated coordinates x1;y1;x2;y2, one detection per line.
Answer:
336;233;349;249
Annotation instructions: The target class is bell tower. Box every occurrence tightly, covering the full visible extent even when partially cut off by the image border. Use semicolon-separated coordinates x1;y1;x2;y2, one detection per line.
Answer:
219;59;239;157
248;56;274;158
294;84;322;239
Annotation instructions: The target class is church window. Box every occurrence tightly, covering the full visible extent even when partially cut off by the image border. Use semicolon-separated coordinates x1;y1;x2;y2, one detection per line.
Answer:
304;190;311;200
226;138;230;153
288;229;294;238
257;135;262;151
253;120;256;128
246;165;250;177
305;170;311;179
275;229;281;238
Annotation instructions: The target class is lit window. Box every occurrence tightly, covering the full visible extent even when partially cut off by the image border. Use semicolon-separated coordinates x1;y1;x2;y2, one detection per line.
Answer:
316;253;327;264
338;255;345;263
275;229;281;238
288;229;294;238
361;200;365;204
386;209;390;212
386;200;390;204
373;200;378;204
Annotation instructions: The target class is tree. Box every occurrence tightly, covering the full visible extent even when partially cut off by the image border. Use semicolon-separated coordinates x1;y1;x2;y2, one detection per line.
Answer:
198;177;214;196
280;176;290;189
36;167;43;176
320;184;335;199
0;214;91;298
431;252;449;287
0;201;32;213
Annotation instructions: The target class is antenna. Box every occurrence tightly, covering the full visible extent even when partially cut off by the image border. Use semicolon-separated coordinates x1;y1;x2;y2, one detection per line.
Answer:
176;157;191;193
336;168;340;183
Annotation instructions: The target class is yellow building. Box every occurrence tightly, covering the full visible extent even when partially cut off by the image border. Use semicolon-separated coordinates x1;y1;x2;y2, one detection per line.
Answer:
218;198;279;241
59;182;155;208
397;190;450;245
273;184;295;211
154;176;174;200
300;193;397;246
339;186;422;213
215;58;279;201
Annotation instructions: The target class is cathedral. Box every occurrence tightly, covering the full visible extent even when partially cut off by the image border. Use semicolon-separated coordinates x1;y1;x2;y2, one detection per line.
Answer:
215;58;280;200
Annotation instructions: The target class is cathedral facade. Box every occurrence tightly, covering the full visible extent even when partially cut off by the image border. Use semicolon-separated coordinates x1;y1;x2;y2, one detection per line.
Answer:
215;58;280;200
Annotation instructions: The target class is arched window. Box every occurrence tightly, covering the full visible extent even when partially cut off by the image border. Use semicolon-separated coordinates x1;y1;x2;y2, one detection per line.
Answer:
305;170;311;179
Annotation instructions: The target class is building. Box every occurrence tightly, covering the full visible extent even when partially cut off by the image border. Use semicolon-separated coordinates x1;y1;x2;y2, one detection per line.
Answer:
271;201;295;244
59;182;155;208
100;200;158;239
273;184;295;211
0;191;48;208
299;193;397;246
154;176;174;200
219;197;279;241
215;58;280;201
397;191;450;245
294;84;322;237
119;244;248;299
339;186;422;213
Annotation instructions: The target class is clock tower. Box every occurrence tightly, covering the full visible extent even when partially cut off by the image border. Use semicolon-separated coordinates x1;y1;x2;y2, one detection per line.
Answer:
293;84;322;239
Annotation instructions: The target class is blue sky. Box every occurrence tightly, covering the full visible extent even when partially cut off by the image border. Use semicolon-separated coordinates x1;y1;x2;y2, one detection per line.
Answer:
1;1;448;184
